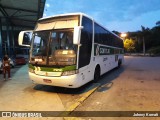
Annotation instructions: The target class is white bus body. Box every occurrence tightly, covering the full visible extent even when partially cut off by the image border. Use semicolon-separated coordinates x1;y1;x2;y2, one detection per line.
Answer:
19;13;124;88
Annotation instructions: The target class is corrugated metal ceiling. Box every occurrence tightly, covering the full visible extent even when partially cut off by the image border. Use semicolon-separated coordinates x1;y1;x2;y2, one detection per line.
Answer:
0;0;46;29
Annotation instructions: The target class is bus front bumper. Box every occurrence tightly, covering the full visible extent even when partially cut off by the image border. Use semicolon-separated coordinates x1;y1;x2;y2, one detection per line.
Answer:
29;72;81;88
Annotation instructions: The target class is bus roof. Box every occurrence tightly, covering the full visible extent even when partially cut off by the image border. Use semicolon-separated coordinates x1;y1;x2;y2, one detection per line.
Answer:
39;12;93;21
38;12;122;40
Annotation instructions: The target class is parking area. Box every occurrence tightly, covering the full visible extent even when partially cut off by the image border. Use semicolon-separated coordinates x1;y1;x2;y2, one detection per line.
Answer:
1;56;160;120
74;56;160;120
0;64;99;120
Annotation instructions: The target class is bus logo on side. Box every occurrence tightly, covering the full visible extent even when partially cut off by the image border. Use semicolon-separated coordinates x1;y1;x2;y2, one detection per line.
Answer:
100;48;110;54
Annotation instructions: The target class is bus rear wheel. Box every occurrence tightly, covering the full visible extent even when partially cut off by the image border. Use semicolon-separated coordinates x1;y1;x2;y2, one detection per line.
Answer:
118;59;122;68
94;66;100;82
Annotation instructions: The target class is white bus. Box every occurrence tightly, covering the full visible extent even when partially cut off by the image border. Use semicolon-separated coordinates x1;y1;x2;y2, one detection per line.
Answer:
18;13;124;88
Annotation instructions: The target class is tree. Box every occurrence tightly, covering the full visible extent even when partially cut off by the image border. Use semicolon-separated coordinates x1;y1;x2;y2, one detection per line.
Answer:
151;26;160;47
140;26;151;55
113;23;160;54
156;21;160;26
124;38;135;53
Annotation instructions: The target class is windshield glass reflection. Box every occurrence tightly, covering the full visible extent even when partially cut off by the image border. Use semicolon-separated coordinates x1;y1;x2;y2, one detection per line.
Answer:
30;30;77;66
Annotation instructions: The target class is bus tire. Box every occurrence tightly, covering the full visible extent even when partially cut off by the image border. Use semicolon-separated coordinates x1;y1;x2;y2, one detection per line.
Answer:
118;59;122;68
93;65;100;82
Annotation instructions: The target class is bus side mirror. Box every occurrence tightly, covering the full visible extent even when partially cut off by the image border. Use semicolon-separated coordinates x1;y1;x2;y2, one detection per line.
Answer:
18;31;33;47
73;26;83;45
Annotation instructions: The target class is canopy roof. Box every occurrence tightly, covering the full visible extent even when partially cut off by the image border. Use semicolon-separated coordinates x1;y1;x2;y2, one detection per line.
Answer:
0;0;46;29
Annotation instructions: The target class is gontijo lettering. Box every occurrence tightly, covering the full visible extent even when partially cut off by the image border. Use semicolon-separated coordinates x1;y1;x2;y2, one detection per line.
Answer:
100;48;110;54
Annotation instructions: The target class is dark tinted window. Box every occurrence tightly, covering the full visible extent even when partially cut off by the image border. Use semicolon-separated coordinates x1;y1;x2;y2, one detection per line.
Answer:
94;23;123;48
78;16;93;68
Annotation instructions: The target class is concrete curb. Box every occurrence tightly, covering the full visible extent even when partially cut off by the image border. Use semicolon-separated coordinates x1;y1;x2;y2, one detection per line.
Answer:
59;83;101;120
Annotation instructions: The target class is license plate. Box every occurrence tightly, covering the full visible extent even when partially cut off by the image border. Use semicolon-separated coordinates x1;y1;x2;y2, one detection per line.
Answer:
43;79;52;83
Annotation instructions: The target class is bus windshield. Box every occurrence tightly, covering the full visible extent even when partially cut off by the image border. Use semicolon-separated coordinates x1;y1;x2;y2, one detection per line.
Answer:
30;30;77;67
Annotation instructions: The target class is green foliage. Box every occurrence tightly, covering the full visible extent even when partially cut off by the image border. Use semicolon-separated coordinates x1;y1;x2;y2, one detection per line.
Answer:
123;25;160;53
148;46;160;56
156;21;160;26
124;38;135;53
151;26;160;47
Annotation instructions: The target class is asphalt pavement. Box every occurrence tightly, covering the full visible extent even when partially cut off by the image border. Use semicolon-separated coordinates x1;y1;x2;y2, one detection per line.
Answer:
74;56;160;120
1;56;160;120
0;65;99;120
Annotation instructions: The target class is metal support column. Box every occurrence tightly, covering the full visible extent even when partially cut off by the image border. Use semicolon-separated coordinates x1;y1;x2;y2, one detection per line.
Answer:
6;18;10;56
11;26;15;58
0;18;3;58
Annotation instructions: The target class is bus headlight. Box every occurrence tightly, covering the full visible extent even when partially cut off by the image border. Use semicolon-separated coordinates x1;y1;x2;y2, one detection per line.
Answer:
62;70;78;76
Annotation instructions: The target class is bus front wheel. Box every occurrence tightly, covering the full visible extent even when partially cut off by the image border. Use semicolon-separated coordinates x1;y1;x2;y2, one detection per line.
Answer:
93;65;100;82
